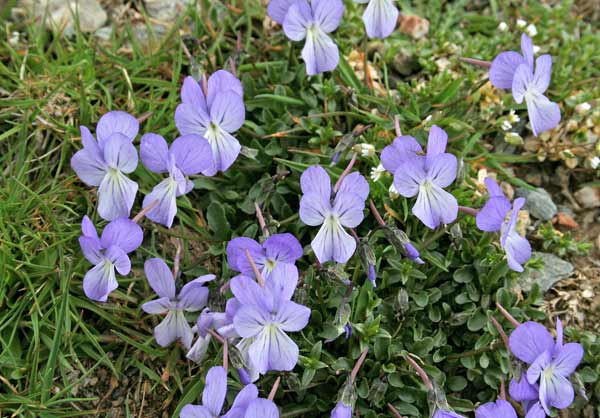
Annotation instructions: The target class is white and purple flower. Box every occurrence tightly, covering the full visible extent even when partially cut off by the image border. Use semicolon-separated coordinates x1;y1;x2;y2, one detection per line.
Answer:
299;165;369;264
141;258;214;349
476;177;532;272
282;0;345;76
181;366;279;418
227;233;303;280
71;111;139;221
140;133;214;227
490;34;561;136
175;70;245;174
354;0;399;39
382;125;458;230
509;319;584;416
232;265;311;377
78;215;143;302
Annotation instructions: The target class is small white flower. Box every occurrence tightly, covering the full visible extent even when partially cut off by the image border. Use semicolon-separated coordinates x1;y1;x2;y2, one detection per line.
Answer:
516;19;527;29
590;156;600;169
501;120;512;131
8;31;19;47
370;163;385;182
508;110;520;123
424;115;432;123
533;45;541;54
575;102;592;115
354;143;375;158
389;183;400;200
525;24;537;37
505;132;524;145
498;22;509;32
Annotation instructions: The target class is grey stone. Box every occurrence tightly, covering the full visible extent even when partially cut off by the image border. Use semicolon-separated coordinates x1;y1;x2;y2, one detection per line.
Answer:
518;252;574;293
516;187;557;221
574;186;600;208
143;0;194;21
20;0;107;33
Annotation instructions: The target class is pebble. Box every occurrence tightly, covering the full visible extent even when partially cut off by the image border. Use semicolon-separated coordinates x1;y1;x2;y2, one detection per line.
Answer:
20;0;107;33
516;187;557;221
398;15;430;39
518;252;574;293
574;186;600;208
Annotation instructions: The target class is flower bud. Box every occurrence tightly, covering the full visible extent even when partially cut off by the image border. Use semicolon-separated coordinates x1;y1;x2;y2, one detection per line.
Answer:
357;238;377;286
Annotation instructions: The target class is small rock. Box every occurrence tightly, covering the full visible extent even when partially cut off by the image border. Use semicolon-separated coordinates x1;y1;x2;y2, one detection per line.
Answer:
518;252;574;293
553;212;579;229
574;186;600;208
516;187;557;221
20;0;107;33
398;15;430;40
391;48;420;76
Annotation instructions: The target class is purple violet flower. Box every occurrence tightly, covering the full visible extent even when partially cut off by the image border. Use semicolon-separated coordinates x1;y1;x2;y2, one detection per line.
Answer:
186;300;241;363
509;376;545;418
140;133;215;227
175;71;245;174
180;366;228;418
141;258;214;349
267;0;296;24
331;401;352;418
475;400;517;418
71;111;139;221
403;242;425;264
227;233;303;280
489;34;561;136
382;125;458;229
283;0;345;76
354;0;399;39
299;166;369;263
181;367;279;418
79;215;143;302
433;409;466;418
476;177;532;272
232;265;311;376
509;319;584;414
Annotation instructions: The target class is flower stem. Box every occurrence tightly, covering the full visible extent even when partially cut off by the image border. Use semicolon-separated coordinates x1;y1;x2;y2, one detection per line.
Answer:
500;380;506;401
333;152;358;194
268;376;281;401
459;57;492;68
132;200;158;223
496;302;521;328
201;74;209;97
394;115;402;137
490;315;510;352
388;403;406;418
172;239;182;278
369;200;386;227
349;347;369;384
207;329;228;372
245;249;266;287
458;206;479;216
255;202;270;238
405;354;434;391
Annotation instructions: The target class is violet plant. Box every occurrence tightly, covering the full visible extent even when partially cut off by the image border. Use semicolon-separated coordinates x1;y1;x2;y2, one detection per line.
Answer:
63;5;591;418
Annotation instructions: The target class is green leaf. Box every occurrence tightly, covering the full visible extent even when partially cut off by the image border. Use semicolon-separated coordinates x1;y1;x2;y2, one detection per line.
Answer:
206;201;231;240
